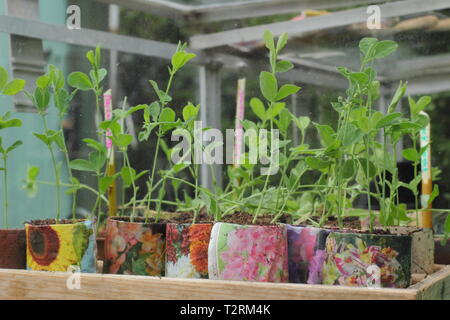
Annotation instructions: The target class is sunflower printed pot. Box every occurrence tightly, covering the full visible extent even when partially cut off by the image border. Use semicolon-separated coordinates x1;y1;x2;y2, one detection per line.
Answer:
25;220;97;272
0;229;26;269
287;225;329;284
104;217;166;276
208;223;288;283
322;232;412;288
165;223;212;278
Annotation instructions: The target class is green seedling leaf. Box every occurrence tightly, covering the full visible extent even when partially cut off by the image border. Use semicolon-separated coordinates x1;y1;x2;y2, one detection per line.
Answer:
249;97;266;121
121;166;136;188
340;123;364;146
69;159;97;172
388;81;407;113
259;71;278;102
68;72;93;91
358;159;377;179
2;79;26;95
34;87;51;112
0;118;22;130
376;112;402;129
276;84;301;101
99;175;118;194
5;140;22;154
83;138;106;153
428;184;439;205
159;107;177;133
110;133;133;150
306;157;330;172
36;75;50;89
171;51;196;72
23;166;40;197
315;123;336;147
402;148;420;162
33;133;49;146
149;80;172;105
0;66;8;91
182;103;199;122
371;40;398;60
359;37;378;56
341;159;355;179
276;60;293;73
263;30;275;51
276;32;288;53
267;102;285;118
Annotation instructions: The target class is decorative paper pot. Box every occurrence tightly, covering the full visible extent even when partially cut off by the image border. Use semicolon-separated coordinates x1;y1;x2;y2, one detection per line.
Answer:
322;232;412;288
165;223;212;279
208;222;288;282
104;217;166;276
0;229;26;269
25;220;97;272
287;225;330;284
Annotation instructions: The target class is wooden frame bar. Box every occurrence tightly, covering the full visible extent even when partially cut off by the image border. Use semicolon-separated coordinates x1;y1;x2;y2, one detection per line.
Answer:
1;265;449;300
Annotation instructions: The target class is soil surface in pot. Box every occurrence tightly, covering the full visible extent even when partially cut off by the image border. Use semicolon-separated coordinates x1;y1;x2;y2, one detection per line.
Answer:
220;211;292;225
308;216;392;235
26;219;86;225
111;211;214;224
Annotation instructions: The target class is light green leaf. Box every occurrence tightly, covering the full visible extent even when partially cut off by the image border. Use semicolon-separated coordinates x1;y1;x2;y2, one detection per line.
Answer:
2;79;26;95
69;159;96;172
402;148;420;162
275;60;294;73
315;123;336;147
267;102;285;118
259;71;278;101
0;66;8;91
249;97;266;121
68;72;93;91
276;84;301;101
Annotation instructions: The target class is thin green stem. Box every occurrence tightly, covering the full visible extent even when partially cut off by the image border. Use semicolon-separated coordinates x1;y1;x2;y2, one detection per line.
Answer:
3;156;8;229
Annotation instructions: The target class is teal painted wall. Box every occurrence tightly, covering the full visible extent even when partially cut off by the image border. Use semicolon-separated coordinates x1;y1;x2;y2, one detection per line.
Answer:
0;0;70;228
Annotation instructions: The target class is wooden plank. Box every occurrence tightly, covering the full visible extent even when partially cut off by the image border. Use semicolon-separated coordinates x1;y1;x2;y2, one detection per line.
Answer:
190;0;450;49
410;265;450;300
0;269;418;300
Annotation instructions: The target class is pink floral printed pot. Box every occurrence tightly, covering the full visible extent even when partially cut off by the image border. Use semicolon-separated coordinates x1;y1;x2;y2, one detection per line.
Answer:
104;217;166;276
208;222;288;282
287;225;329;284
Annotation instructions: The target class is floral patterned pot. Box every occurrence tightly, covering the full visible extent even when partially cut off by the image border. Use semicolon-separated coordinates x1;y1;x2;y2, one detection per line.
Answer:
165;223;212;278
104;217;166;276
208;222;288;282
287;225;330;284
322;232;412;288
25;220;97;272
0;229;26;269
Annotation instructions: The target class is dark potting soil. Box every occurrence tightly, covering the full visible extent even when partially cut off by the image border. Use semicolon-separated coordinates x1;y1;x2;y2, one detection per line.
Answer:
220;211;292;225
26;219;86;226
308;216;392;235
110;211;214;224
